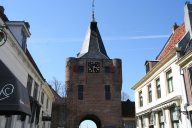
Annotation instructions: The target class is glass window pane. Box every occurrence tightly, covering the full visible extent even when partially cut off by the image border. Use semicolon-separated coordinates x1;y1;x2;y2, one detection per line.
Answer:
139;91;143;107
105;85;111;100
148;85;152;102
170;107;179;128
78;85;83;100
79;66;84;73
167;70;173;93
27;75;33;95
33;82;39;100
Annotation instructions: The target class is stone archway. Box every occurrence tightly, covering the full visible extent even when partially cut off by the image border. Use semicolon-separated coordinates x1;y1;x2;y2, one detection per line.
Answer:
78;115;101;128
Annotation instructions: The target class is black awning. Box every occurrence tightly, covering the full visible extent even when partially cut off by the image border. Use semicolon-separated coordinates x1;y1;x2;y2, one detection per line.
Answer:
0;60;31;115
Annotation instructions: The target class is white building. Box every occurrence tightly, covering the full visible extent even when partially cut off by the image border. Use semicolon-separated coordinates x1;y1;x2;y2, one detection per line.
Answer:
132;2;192;128
0;6;54;128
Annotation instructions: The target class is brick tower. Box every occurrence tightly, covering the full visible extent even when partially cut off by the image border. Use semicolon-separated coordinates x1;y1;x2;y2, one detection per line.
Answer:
65;19;122;128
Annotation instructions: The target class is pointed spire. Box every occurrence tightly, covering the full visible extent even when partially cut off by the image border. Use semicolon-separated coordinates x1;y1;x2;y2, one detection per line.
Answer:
77;21;109;59
77;0;109;59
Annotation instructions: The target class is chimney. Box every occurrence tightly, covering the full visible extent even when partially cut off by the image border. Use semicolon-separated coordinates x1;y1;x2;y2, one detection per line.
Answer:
172;22;179;33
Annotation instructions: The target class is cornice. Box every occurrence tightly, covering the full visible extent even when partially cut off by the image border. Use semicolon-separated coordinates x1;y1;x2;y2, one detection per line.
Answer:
177;50;192;68
136;95;181;116
132;48;180;90
42;82;55;101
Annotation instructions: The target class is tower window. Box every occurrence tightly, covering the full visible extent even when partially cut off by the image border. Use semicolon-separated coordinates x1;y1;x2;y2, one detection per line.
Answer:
79;66;84;73
78;85;84;100
105;85;111;100
73;65;84;73
105;66;110;73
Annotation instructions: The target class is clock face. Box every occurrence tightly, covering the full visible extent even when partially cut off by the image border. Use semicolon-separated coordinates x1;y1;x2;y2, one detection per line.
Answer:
88;61;100;73
0;30;7;47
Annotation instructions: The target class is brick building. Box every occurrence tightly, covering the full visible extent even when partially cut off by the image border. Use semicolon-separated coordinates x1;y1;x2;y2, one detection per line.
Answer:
65;18;122;128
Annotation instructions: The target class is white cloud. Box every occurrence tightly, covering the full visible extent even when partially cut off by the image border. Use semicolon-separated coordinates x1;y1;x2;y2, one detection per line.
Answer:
105;35;169;41
28;34;169;43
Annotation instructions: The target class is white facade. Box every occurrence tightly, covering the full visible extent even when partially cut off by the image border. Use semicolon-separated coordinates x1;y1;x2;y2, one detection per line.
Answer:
133;50;190;128
0;7;54;128
132;3;192;128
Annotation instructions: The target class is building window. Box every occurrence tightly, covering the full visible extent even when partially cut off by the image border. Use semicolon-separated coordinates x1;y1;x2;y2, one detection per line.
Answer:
146;63;150;73
79;66;84;73
139;91;143;107
27;75;33;95
156;78;161;99
166;69;173;93
170;107;179;128
188;66;192;82
158;111;164;128
78;85;83;100
46;98;49;110
105;85;111;100
149;113;154;127
140;116;143;128
73;65;84;73
105;66;110;73
148;84;152;103
41;92;44;104
33;82;39;100
21;30;27;50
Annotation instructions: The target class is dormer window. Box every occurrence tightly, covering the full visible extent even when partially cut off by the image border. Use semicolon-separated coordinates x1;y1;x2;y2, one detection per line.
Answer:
21;30;27;50
6;21;31;51
145;63;150;73
145;60;159;74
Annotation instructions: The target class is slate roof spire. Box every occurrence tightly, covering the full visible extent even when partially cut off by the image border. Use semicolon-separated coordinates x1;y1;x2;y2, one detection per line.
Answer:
77;21;109;59
77;0;109;59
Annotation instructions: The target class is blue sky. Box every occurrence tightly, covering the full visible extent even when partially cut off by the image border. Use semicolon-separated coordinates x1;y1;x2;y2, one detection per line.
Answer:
1;0;188;127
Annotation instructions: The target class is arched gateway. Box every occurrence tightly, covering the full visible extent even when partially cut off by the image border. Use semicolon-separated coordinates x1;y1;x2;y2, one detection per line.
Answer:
65;19;122;128
78;115;101;128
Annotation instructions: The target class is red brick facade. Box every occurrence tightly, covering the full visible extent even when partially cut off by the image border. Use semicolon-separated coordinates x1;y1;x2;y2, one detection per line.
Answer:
65;57;122;128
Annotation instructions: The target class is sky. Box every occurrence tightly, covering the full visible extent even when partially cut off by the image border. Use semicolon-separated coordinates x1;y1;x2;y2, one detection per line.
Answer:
0;1;188;127
1;0;186;100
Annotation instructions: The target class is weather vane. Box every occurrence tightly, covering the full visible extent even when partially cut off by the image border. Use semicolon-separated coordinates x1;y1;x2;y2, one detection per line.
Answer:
92;0;95;21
